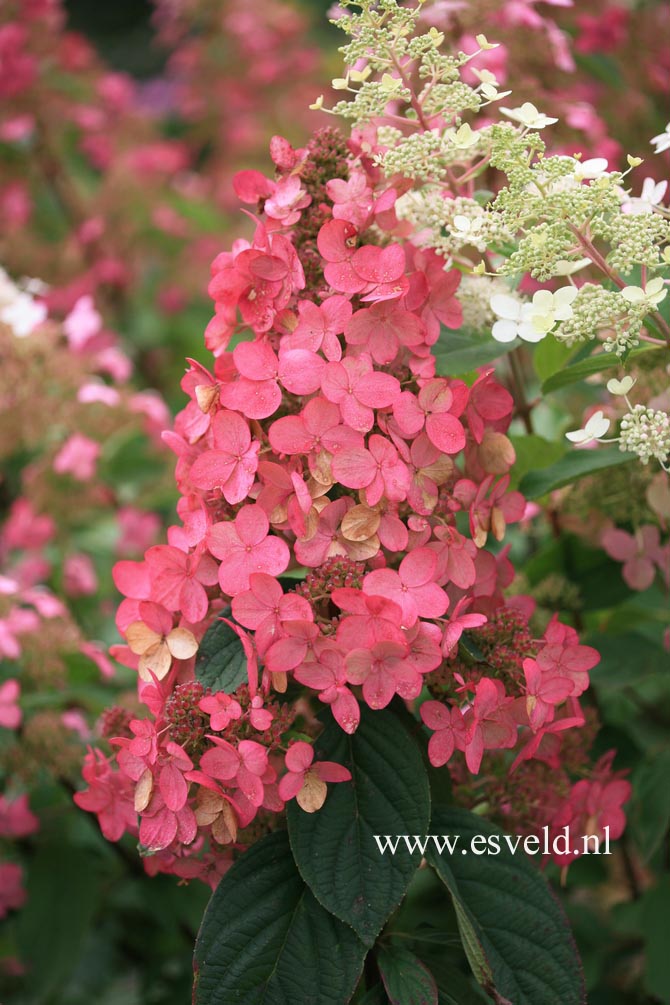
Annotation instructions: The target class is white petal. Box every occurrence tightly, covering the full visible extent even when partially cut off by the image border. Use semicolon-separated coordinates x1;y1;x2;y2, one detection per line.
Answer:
517;321;547;343
566;429;588;443
490;294;522;321
532;290;554;310
554;258;591;276
607;376;635;395
491;319;519;343
578;158;609;178
621;286;645;303
585;411;610;438
555;286;578;306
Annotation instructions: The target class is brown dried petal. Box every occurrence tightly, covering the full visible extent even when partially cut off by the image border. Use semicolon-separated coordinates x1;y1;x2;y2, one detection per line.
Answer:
479;431;516;475
341;504;381;542
134;768;154;813
296;772;327;813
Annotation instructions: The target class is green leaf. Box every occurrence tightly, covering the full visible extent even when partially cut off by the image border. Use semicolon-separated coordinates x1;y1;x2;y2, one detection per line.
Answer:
533;338;578;382
507;434;564;490
194;614;247;693
433;969;489;1005
377;945;438;1005
434;331;518;375
641;877;670;1002
17;837;102;1002
426;808;585;1005
193;830;367;1005
542;345;664;394
629;751;670;861
586;632;668;692
288;706;431;946
356;986;390;1005
519;446;633;499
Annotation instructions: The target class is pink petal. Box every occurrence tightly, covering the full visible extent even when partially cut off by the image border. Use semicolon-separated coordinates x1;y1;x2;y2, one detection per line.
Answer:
200;744;239;781
400;547;437;588
425;413;466;454
355;371;401;408
601;527;636;562
139;806;177;851
279;350;325;396
314;762;351;783
190;450;237;491
160;762;188;812
623;556;655;591
255;536;290;577
179;578;208;623
331;448;374;490
428;729;455;767
278;772;305;801
236;505;270;546
206;521;239;561
239;740;269;776
285;741;314;773
331;690;360;734
269;415;312;454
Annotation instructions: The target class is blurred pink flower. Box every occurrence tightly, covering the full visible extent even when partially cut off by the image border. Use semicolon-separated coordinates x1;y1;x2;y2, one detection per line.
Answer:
53;434;100;481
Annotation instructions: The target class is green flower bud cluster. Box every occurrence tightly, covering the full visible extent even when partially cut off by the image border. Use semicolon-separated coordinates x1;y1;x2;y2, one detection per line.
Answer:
596;213;670;271
554;285;641;355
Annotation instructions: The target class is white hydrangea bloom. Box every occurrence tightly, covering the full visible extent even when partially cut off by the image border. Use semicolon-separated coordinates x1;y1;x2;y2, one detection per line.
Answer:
621;277;667;307
491;286;577;343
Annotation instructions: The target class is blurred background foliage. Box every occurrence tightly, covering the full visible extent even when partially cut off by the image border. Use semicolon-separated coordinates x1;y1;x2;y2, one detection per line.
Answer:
0;1;669;1003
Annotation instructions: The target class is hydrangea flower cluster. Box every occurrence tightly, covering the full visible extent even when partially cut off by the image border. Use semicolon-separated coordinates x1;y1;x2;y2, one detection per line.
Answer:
77;111;627;881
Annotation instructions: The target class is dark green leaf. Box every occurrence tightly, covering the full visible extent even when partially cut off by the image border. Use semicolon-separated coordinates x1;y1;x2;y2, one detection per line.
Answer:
194;614;247;693
288;706;431;946
641;877;670;1002
542;345;664;394
356;986;390;1005
434;331;518;375
194;830;367;1005
378;945;438;1005
629;751;670;861
426;808;585;1005
519;446;633;499
17;838;102;1002
586;632;668;692
428;962;489;1005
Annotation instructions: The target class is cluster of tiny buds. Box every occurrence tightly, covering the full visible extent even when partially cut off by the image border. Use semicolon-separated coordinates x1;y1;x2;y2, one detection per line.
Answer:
98;705;135;740
619;404;670;468
164;681;209;749
429;606;534;699
294;556;366;603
